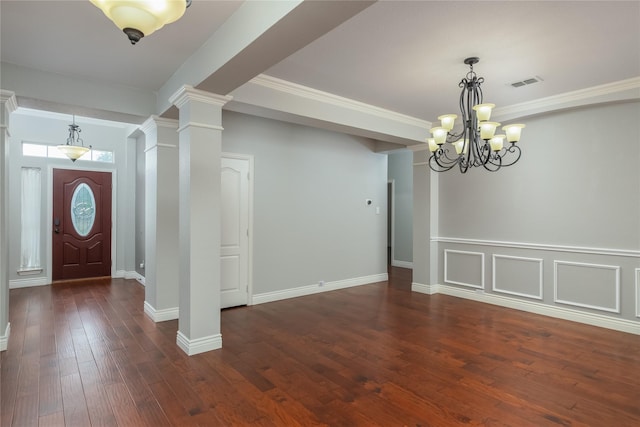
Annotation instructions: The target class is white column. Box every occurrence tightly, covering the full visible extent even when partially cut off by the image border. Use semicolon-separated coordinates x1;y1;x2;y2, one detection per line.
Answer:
140;116;180;322
0;90;17;351
169;85;231;356
411;146;435;292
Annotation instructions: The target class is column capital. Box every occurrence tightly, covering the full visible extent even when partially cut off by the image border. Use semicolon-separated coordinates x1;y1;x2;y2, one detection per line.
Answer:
140;115;179;135
169;85;232;110
0;90;17;112
1;90;18;130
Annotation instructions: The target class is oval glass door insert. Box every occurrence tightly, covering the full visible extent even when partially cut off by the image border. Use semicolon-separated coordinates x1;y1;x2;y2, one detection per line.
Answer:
71;183;96;236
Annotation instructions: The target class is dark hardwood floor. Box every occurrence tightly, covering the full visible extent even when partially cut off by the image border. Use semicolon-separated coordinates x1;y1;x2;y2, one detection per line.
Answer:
2;268;639;426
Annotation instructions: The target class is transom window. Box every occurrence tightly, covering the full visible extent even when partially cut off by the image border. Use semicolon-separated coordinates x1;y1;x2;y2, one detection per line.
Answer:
22;142;114;163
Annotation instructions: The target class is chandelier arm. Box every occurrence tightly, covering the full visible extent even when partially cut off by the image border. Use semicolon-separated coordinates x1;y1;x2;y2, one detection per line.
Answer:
498;144;522;167
432;146;460;167
429;153;458;172
486;149;502;171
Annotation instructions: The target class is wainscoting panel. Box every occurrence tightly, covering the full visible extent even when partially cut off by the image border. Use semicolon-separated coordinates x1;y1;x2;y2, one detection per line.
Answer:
492;254;543;300
636;268;640;318
554;260;620;313
444;249;484;289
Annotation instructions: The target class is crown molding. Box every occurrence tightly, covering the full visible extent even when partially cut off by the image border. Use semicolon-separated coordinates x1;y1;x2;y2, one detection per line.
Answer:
252;74;432;129
493;76;640;120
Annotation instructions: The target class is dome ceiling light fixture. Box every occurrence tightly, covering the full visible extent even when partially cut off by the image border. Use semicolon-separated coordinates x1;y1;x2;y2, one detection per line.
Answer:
427;57;526;173
58;115;91;162
90;0;192;45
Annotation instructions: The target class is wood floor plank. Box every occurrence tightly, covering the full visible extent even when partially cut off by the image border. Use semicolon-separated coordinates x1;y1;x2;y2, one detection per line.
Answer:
60;372;91;425
2;270;639;426
38;411;65;427
11;354;40;426
38;354;63;417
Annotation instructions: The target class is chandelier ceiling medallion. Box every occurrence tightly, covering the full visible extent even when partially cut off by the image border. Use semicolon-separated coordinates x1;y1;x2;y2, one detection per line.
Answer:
57;116;91;162
427;57;525;173
90;0;191;45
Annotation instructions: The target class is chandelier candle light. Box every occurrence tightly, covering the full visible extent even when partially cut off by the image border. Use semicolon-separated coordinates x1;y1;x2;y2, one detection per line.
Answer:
90;0;191;45
57;116;91;162
427;57;525;173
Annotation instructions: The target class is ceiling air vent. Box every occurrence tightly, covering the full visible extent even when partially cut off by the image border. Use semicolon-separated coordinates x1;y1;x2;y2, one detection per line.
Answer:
510;76;543;88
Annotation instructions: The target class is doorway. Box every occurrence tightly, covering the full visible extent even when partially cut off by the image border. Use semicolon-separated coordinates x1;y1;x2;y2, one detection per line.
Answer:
220;154;253;308
52;169;112;281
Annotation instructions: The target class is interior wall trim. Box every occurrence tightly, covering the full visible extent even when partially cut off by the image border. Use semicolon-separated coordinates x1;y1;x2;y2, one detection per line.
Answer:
433;237;640;258
492;254;544;300
444;249;484;289
412;282;640;336
553;260;621;314
0;323;10;352
636;268;640;318
143;301;179;322
252;74;432;129
176;331;222;356
252;273;388;306
9;277;48;289
493;76;640;121
391;260;413;269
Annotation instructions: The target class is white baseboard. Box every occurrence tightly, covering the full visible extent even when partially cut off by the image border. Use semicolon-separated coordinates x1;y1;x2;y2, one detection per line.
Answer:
114;270;145;285
411;282;437;295
9;277;49;289
0;323;10;351
176;331;222;356
412;282;640;336
143;301;179;322
9;271;144;289
392;260;413;269
251;273;388;305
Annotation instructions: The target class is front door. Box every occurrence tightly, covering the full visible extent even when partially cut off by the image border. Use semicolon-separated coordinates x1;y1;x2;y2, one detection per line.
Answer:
52;169;112;281
220;156;250;308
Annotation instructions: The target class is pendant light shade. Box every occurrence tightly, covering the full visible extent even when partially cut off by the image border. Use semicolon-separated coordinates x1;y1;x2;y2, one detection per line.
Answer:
90;0;190;45
58;116;90;162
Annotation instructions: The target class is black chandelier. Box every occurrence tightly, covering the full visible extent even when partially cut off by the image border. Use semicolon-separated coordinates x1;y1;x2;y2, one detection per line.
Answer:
427;57;525;173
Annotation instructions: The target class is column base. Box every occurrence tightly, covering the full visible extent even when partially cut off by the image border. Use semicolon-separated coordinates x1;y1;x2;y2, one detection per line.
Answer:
176;330;222;356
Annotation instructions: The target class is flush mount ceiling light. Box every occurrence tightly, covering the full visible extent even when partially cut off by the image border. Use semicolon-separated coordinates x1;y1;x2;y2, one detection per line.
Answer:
58;116;91;162
427;57;526;173
90;0;191;45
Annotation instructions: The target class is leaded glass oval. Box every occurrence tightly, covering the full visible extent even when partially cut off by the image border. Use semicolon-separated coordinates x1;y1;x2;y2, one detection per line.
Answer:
71;183;96;237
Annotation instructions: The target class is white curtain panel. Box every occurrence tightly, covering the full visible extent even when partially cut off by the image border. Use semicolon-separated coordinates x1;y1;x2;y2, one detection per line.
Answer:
20;167;41;269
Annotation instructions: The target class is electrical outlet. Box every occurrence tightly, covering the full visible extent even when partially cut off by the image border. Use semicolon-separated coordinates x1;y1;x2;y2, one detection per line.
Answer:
319;280;325;287
140;261;145;269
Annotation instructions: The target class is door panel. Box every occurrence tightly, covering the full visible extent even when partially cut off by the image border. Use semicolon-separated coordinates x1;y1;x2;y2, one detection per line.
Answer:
221;157;250;308
52;169;112;281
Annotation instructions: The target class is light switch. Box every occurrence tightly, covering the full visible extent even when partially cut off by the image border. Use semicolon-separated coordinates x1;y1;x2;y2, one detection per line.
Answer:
375;206;380;214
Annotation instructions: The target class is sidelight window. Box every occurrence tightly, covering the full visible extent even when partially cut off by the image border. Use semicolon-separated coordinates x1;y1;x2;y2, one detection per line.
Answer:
20;167;42;271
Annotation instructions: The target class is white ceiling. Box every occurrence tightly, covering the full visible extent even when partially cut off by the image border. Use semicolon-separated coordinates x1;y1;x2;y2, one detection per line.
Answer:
1;0;639;125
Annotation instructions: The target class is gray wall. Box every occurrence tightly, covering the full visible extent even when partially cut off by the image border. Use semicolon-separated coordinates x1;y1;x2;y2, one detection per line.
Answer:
221;111;388;294
428;101;640;322
132;110;389;296
388;150;413;267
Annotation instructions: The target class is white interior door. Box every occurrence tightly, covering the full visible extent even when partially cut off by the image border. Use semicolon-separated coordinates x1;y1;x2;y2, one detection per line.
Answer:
221;155;251;308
